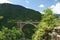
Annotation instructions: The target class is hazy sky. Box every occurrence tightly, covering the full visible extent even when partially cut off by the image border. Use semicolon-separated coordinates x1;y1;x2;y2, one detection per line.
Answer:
0;0;60;14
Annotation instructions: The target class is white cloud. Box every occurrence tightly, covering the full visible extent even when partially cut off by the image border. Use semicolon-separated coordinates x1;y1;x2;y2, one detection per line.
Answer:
50;5;55;8
0;0;12;4
25;0;29;3
38;4;44;8
55;0;57;2
50;2;60;14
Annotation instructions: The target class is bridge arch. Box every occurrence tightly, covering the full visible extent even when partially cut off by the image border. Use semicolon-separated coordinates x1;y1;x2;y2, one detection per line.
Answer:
22;23;37;28
16;21;39;40
16;21;39;29
22;24;36;39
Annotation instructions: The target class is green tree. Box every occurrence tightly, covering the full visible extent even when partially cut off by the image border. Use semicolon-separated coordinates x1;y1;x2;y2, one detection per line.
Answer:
32;8;56;40
0;27;22;40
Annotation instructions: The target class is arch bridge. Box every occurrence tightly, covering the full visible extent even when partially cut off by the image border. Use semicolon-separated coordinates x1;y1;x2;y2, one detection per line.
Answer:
16;21;39;29
16;20;39;40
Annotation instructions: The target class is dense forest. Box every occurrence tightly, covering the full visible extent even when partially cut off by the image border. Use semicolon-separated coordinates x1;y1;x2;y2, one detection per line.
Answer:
0;3;41;29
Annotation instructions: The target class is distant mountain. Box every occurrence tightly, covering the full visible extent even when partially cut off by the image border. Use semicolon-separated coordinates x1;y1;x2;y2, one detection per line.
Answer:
0;3;41;28
0;3;41;21
55;14;60;18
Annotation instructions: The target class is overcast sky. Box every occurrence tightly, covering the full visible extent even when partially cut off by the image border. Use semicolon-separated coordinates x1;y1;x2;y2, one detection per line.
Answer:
0;0;60;14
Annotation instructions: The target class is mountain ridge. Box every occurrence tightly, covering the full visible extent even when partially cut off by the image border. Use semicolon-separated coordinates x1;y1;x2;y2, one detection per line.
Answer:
0;3;41;28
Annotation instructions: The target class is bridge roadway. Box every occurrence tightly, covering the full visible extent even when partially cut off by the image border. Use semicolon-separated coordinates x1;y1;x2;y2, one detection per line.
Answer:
16;21;39;29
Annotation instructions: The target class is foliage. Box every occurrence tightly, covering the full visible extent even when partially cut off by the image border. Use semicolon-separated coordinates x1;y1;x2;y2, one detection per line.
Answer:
56;16;60;26
32;8;56;40
22;24;35;40
0;27;22;40
0;16;4;19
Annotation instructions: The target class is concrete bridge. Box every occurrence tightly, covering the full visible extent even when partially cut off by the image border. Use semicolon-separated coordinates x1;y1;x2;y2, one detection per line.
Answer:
16;21;39;40
16;21;39;29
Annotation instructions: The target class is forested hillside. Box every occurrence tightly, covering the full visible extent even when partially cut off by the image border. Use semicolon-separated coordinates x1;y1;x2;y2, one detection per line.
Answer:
0;3;41;29
55;14;60;18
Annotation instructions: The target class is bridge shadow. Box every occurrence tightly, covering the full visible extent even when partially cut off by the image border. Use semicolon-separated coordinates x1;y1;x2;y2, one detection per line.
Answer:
22;24;36;39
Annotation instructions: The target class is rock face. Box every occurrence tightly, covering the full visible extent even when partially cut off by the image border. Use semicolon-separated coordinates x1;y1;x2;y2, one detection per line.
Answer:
51;26;60;40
